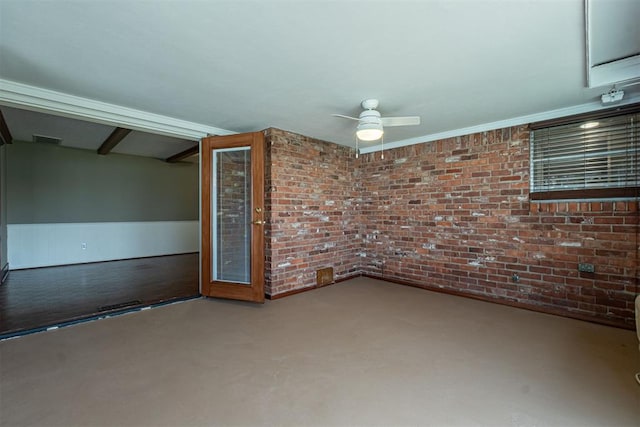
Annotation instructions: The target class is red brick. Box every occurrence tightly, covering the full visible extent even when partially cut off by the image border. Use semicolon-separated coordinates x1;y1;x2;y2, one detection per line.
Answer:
267;126;638;328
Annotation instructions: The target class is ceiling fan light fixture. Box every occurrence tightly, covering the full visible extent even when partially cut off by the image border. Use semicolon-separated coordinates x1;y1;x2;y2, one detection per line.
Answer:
356;122;384;141
333;98;418;144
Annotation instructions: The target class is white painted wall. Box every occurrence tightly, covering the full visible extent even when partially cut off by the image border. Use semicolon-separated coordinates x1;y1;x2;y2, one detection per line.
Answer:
8;221;198;269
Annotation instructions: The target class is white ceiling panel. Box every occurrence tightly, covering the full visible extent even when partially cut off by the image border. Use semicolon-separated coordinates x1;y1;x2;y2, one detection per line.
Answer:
113;131;196;161
1;0;639;151
589;0;640;65
1;105;198;161
1;106;114;149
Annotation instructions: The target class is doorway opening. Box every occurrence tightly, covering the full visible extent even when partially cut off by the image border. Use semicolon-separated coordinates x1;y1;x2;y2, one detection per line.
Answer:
0;106;201;337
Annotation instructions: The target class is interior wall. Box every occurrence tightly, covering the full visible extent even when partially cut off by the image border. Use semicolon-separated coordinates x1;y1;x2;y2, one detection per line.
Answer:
6;140;199;269
7;140;197;223
357;126;638;328
264;128;361;296
0;143;8;276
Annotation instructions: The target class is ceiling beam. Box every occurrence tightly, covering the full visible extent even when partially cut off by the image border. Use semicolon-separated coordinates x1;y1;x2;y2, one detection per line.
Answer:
97;127;131;155
166;144;199;163
0;109;13;144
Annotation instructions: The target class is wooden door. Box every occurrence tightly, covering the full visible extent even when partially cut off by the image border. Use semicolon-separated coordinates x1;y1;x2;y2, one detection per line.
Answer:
201;132;265;302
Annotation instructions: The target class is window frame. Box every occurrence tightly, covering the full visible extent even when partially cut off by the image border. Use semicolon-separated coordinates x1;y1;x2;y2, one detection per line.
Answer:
529;103;640;201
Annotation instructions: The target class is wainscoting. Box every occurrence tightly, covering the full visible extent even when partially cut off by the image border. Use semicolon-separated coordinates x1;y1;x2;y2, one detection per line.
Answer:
7;220;199;269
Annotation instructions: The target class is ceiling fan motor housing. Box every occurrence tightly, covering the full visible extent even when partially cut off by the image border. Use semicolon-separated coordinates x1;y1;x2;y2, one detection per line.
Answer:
358;109;382;125
357;110;384;141
332;98;418;142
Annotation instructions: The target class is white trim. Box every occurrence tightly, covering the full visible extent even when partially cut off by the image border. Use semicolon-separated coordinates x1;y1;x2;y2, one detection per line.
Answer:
0;79;236;140
589;55;640;89
360;94;640;154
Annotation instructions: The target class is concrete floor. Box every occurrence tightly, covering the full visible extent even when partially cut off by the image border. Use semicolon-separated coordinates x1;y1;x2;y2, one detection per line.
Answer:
1;277;639;426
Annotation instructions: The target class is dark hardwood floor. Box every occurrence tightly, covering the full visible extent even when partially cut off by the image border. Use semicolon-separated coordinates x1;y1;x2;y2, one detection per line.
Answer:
0;253;199;336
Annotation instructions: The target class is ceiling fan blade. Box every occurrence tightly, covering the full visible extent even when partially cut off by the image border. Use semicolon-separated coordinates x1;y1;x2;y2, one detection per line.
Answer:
332;114;360;121
381;116;421;127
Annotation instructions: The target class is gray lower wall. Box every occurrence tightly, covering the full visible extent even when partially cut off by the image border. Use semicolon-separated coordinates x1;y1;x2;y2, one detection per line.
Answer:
7;140;199;224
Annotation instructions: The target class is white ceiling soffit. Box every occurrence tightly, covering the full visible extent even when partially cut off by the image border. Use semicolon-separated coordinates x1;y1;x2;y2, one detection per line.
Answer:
586;0;640;88
4;77;640;155
0;79;236;140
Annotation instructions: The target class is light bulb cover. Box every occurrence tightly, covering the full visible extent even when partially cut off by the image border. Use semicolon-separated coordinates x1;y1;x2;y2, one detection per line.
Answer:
356;122;384;141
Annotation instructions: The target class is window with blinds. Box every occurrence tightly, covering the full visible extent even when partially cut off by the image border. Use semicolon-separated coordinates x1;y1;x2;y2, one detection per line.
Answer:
530;112;639;199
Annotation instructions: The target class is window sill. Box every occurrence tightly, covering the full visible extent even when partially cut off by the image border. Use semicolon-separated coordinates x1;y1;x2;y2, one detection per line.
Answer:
530;187;640;201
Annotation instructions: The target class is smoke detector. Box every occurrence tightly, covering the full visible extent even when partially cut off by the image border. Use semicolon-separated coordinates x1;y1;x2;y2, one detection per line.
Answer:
601;88;624;104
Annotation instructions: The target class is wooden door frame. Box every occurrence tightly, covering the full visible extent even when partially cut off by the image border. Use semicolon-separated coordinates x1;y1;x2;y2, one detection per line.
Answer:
201;132;265;302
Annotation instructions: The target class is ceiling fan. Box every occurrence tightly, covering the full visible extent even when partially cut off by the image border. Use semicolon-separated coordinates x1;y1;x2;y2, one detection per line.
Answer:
332;99;420;142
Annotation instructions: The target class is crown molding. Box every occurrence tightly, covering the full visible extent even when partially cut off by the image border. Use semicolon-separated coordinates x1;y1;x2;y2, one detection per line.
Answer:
360;94;640;154
0;79;235;140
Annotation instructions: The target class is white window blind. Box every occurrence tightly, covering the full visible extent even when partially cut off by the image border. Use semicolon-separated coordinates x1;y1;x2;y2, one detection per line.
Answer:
531;113;639;194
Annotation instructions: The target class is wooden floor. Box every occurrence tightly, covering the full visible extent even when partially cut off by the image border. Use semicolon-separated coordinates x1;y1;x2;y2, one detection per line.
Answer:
0;253;199;336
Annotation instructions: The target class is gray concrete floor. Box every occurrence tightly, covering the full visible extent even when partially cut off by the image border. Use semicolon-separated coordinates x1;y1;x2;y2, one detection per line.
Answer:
1;277;639;426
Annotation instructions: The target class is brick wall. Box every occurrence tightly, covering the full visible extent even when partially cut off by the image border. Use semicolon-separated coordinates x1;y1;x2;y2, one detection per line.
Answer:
264;128;361;296
358;126;639;328
262;126;638;327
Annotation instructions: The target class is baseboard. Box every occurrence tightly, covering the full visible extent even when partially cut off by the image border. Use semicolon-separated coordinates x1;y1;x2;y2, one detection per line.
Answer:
362;273;634;331
1;263;8;284
264;271;634;329
266;273;361;300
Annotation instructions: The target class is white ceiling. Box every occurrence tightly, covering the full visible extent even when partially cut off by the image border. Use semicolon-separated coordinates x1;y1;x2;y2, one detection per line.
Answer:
589;0;640;65
1;0;639;155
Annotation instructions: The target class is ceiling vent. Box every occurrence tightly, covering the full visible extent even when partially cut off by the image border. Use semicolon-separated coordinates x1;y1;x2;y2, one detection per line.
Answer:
32;134;62;145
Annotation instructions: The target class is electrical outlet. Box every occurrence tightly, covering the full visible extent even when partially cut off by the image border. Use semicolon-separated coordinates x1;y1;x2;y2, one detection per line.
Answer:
578;263;594;273
81;242;87;250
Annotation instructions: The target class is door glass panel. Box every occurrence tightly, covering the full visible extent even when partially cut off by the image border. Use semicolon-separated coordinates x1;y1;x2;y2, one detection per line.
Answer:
211;147;251;284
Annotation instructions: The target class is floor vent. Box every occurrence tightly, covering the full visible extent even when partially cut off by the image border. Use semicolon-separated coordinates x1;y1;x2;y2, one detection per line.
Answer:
99;300;142;312
316;267;334;286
